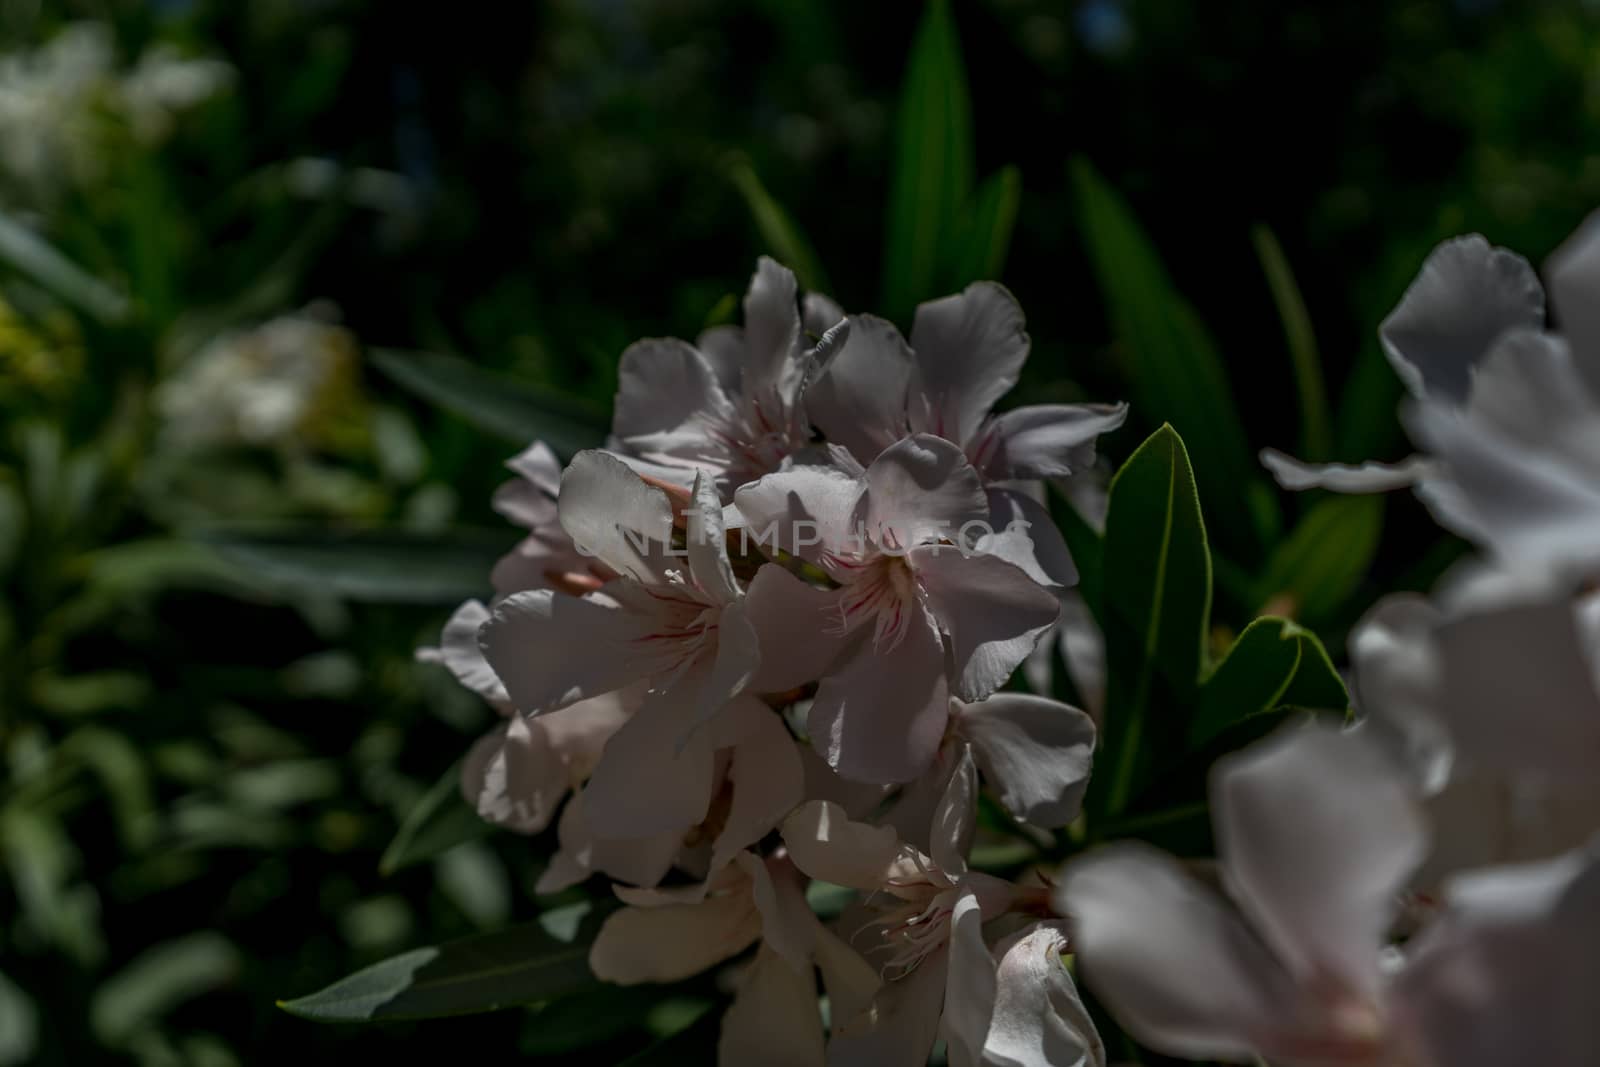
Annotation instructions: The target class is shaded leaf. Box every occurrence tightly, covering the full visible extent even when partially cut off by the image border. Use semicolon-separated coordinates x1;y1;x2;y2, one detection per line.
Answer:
279;902;609;1022
0;970;36;1067
199;524;510;604
1091;425;1212;821
1253;225;1332;462
1048;482;1104;630
617;1002;720;1065
1255;494;1383;624
881;0;974;320
92;933;240;1046
0;211;128;323
379;760;490;877
1189;616;1349;750
371;348;607;457
727;158;831;295
946;165;1022;289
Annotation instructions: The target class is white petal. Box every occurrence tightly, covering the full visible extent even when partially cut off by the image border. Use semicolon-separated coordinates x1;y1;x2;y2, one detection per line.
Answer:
731;464;864;564
711;703;805;874
975;488;1079;588
941;887;999;1067
460;715;565;833
588;882;763;984
956;694;1096;828
613;338;737;460
696;324;746;394
536;790;682;893
1214;723;1426;1000
1347;594;1451;791
803;313;914;465
911;547;1060;702
418;599;508;706
557;450;678;582
908;282;1030;447
741;257;806;402
492;442;562;529
981;922;1105;1067
718;943;825;1067
688;469;740;604
802;292;845;339
581;688;717;839
813;924;882;1033
780;800;928;893
828;946;949;1067
808;615;950;784
1058;843;1303;1062
687;599;761;730
479;588;657;712
1379;234;1545;403
742;564;849;693
864;434;988;548
987;403;1128;481
930;747;979;878
1259;448;1425;493
1546;206;1600;401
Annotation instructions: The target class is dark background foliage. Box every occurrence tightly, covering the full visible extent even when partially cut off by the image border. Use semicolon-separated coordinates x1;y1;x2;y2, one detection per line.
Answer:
1;0;1597;1063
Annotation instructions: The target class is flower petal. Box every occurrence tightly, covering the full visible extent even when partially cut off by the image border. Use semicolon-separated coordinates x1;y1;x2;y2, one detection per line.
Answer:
911;547;1060;702
780;800;928;893
588;881;763;985
1259;448;1425;493
418;599;508;707
613;338;737;460
940;887;999;1067
535;790;682;893
718;943;826;1067
908;282;1030;447
981;922;1106;1067
1058;843;1302;1062
1546;206;1600;401
865;434;988;548
581;688;718;839
986;403;1128;481
1214;722;1426;1000
828;946;949;1067
804;313;914;465
976;488;1078;588
557;450;678;582
742;564;849;694
1379;234;1545;404
731;464;865;564
956;694;1096;829
929;747;978;877
695;324;746;394
687;469;740;604
479;588;656;712
492;441;563;528
460;714;565;833
710;702;805;874
808;614;950;784
741;257;806;403
802;292;845;339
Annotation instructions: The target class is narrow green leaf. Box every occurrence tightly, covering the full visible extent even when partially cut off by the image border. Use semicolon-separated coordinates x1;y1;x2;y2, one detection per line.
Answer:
199;524;510;604
379;760;490;876
1252;225;1332;462
371;349;607;457
1189;616;1348;750
1092;425;1212;820
279;902;609;1022
1070;159;1263;551
882;0;975;320
62;728;155;848
726;157;831;295
0;970;37;1067
1255;495;1383;624
0;212;129;323
946;165;1022;289
91;933;240;1046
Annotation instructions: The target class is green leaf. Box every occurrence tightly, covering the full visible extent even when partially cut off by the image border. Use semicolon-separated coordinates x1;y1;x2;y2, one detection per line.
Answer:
881;0;974;321
91;933;240;1046
1255;495;1383;624
1091;425;1212;821
1252;225;1332;462
379;760;490;877
62;728;156;848
1047;484;1104;630
727;157;831;295
0;211;129;323
0;970;37;1067
1070;160;1262;551
1189;616;1349;750
199;525;510;604
617;1003;721;1065
946;165;1022;289
371;349;607;457
279;902;610;1022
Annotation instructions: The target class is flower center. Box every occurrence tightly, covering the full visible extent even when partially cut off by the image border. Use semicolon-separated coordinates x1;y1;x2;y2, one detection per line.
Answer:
823;552;920;652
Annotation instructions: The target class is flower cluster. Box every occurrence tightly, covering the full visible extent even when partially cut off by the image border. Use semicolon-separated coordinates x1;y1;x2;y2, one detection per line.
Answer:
423;259;1125;1063
1057;213;1600;1065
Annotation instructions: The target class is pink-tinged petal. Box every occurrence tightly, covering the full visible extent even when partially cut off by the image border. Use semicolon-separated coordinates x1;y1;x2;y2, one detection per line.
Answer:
804;313;915;465
956;694;1096;829
535;791;682;893
1392;838;1600;1067
741;257;806;402
780;801;928;893
803;292;844;339
941;887;999;1067
731;465;865;564
743;564;849;693
982;922;1106;1067
535;686;638;784
1347;594;1451;791
479;588;656;712
718;943;825;1067
588;881;763;984
976;488;1078;588
460;715;566;834
1545;207;1600;401
864;434;988;548
687;470;740;604
908;282;1030;447
1432;596;1600;778
418;599;508;707
1059;844;1304;1063
879;741;961;858
613;337;737;454
1260;448;1426;493
557;450;677;582
695;324;746;394
911;547;1060;702
930;747;978;877
1214;723;1426;1001
798;745;892;820
493;441;564;527
687;599;761;728
582;688;718;839
710;705;805;874
813;925;882;1032
829;946;949;1067
808;613;950;784
1379;234;1545;404
986;403;1128;481
737;852;815;970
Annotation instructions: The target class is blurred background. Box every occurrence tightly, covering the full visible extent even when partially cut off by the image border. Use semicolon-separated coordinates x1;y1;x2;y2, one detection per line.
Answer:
1;0;1597;1063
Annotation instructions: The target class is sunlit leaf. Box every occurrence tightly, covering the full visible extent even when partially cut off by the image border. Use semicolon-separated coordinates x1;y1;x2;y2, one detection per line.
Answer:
1189;616;1349;750
1253;225;1332;462
727;157;831;295
379;760;490;877
199;524;510;604
1255;495;1383;624
91;933;240;1046
371;348;606;457
1091;425;1212;821
279;901;609;1022
882;0;974;321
